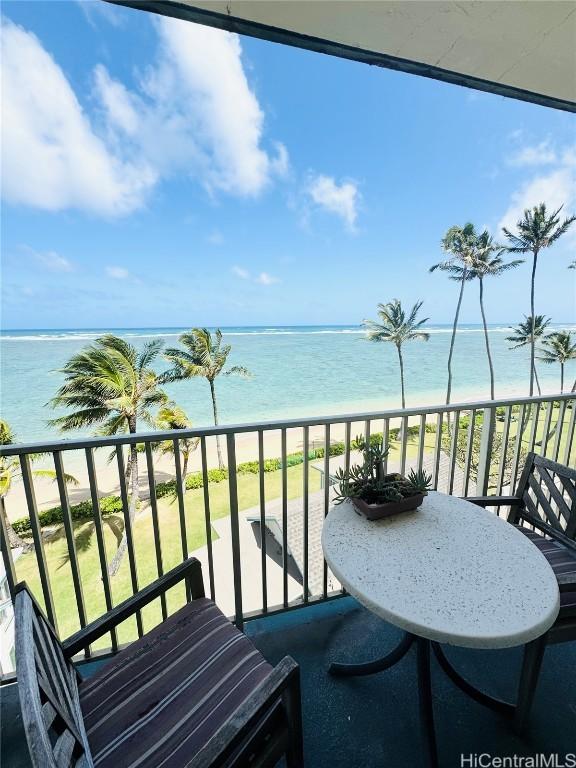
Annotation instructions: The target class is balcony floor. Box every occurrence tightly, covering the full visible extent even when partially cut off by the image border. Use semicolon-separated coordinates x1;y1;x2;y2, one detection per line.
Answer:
2;597;575;767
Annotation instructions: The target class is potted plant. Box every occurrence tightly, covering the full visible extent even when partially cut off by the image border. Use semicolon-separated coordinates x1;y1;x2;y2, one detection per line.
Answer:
333;436;433;520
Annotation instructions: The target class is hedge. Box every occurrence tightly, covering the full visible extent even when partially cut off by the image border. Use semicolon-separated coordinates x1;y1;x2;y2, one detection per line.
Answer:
12;495;124;535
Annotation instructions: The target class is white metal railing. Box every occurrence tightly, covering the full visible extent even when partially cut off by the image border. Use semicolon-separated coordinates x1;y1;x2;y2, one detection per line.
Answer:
0;393;574;676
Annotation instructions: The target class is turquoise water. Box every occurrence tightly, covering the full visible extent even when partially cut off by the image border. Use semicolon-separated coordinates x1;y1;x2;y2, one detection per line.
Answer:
1;325;575;443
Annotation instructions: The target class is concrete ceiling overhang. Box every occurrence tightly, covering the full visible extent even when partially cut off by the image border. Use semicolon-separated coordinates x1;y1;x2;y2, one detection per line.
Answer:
107;0;576;112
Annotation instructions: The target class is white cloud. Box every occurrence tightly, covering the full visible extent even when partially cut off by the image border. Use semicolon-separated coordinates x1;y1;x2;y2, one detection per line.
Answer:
231;266;280;285
207;230;224;246
106;266;130;279
22;246;74;272
306;174;359;231
137;16;285;196
271;142;289;177
508;128;524;142
508;140;556;167
255;272;279;285
77;1;124;28
232;266;250;279
498;147;576;233
2;15;285;218
1;18;156;217
94;65;140;136
36;251;74;272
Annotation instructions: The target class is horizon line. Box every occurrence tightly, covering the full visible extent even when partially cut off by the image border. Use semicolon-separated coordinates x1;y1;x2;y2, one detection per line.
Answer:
2;321;576;333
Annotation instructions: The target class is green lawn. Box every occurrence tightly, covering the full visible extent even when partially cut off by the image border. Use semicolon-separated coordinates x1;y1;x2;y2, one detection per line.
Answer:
14;463;322;647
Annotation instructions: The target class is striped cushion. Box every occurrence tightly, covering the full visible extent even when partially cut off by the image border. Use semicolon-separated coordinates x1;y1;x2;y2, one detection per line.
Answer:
515;527;576;617
79;598;272;768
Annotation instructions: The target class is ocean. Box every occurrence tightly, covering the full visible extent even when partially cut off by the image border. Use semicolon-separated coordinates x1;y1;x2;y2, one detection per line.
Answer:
2;325;575;443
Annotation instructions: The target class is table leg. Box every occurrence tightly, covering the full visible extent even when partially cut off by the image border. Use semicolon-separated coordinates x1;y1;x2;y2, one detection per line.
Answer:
514;636;546;735
329;632;439;766
431;642;515;718
329;631;414;676
417;638;439;768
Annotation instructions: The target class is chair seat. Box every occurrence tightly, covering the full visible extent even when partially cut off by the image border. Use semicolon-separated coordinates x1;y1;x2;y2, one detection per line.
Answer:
515;527;576;617
79;598;273;768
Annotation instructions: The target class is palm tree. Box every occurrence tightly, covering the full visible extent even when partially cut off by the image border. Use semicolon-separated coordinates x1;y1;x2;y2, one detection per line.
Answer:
430;223;479;404
363;299;430;409
538;331;576;393
1;420;78;551
502;203;575;395
164;329;251;469
49;334;168;575
442;235;523;399
506;315;551;395
1;420;32;551
153;404;199;498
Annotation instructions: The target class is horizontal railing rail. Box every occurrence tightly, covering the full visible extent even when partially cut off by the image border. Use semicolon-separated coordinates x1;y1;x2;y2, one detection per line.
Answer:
1;392;574;680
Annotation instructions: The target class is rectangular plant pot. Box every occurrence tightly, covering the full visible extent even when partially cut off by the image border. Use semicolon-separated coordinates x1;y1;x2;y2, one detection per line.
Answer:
352;492;425;521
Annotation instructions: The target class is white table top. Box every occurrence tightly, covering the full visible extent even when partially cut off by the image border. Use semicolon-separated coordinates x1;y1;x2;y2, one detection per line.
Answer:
322;492;560;649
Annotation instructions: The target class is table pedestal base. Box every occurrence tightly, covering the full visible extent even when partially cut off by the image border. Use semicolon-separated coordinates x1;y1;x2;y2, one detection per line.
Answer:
329;632;519;768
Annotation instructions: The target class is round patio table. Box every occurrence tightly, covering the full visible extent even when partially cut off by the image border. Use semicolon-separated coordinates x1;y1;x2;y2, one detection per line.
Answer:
322;492;560;768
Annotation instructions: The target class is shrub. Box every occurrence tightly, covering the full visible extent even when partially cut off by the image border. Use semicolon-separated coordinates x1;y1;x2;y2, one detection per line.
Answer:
284;453;304;468
12;494;124;535
237;461;260;474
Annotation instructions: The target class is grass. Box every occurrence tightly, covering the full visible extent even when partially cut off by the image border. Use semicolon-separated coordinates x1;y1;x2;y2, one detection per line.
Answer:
14;463;322;647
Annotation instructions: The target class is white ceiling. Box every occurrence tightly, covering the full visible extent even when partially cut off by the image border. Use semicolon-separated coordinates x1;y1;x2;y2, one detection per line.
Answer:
111;0;576;110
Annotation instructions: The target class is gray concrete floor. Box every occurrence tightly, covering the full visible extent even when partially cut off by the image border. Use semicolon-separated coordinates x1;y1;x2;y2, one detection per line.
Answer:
2;597;575;768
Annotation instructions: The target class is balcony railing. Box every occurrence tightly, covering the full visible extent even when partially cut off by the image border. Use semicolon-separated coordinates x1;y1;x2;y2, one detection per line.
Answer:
1;392;574;679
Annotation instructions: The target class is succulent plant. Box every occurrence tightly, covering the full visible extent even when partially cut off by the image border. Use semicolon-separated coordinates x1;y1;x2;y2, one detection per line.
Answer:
405;468;433;494
333;438;433;506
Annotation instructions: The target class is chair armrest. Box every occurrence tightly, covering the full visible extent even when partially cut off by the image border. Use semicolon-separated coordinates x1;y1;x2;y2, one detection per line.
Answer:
188;656;299;768
464;496;522;508
558;572;576;589
63;557;204;658
516;512;576;554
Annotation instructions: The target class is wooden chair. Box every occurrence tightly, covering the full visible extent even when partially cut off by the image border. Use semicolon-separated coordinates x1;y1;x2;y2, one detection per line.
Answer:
467;452;576;731
15;557;304;768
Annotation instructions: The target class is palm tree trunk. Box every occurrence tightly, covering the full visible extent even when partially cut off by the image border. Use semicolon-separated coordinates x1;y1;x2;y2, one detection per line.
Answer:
446;270;467;405
396;344;406;409
529;249;539;397
478;278;495;400
181;452;189;500
108;420;139;577
397;344;407;445
571;378;576;393
560;363;564;394
125;450;132;487
210;380;225;470
1;497;31;551
533;364;542;396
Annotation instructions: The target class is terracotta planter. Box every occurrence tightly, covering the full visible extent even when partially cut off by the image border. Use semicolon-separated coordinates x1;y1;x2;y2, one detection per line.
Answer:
351;492;425;521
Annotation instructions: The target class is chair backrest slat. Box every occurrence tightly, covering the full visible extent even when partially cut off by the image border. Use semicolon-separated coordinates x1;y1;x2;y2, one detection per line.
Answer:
42;701;58;731
54;730;77;768
514;453;576;540
527;474;565;531
15;585;94;768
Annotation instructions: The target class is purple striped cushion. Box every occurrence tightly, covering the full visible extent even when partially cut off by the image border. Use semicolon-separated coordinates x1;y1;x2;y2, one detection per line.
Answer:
79;598;272;768
515;527;576;617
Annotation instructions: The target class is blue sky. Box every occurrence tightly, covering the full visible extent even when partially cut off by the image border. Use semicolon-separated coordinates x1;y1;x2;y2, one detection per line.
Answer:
1;0;575;329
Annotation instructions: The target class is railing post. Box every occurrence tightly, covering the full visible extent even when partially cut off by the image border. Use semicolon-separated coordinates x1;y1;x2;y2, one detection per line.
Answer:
227;433;243;630
476;407;496;496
